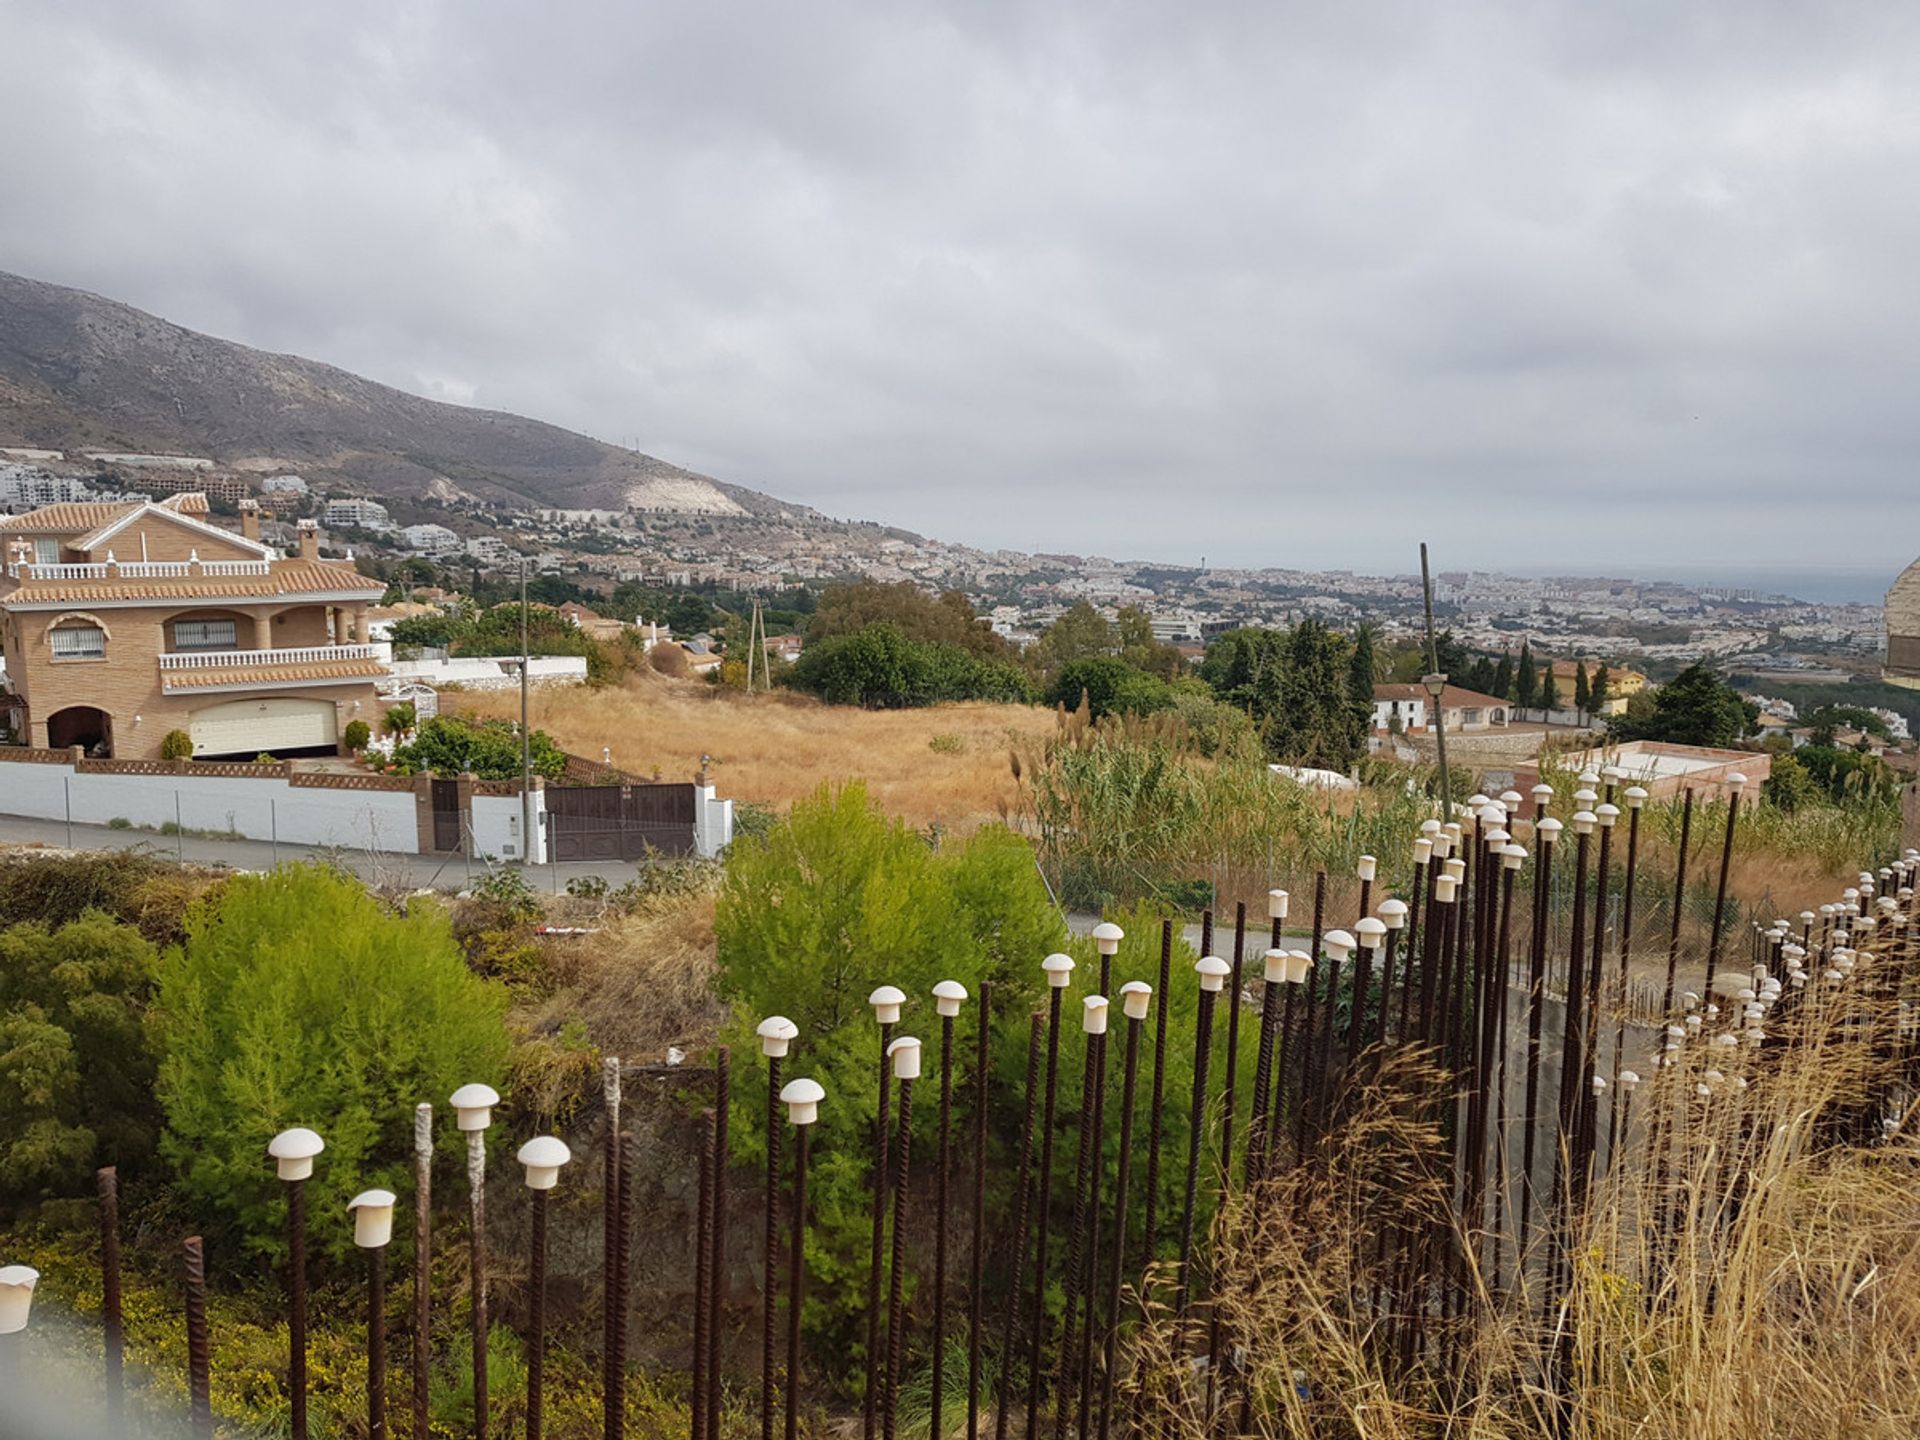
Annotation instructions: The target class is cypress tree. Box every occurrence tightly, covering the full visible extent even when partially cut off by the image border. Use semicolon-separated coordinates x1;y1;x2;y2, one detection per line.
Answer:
1591;664;1611;714
1515;639;1537;708
1492;649;1513;701
1539;663;1560;713
1573;662;1591;715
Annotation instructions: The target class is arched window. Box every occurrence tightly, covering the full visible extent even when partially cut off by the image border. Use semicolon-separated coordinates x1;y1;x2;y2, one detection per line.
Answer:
47;612;110;660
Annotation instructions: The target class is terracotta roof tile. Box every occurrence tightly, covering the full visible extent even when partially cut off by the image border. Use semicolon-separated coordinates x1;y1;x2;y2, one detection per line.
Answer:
160;656;388;693
0;502;138;533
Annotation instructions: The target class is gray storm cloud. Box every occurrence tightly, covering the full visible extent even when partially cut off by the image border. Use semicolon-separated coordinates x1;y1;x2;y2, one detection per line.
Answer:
1;0;1917;574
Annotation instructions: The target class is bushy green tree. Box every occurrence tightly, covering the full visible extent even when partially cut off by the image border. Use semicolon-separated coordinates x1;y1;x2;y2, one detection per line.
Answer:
156;865;510;1259
787;623;1032;707
1032;602;1116;672
1046;658;1174;718
1608;663;1757;747
0;914;160;1200
809;582;1018;663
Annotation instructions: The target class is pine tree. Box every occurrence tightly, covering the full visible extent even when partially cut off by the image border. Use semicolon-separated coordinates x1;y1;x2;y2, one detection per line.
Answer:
1515;639;1537;708
1539;663;1560;713
1492;649;1514;701
1573;662;1591;715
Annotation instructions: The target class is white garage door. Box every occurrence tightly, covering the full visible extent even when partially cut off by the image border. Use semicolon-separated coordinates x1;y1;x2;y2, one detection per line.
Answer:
190;698;338;756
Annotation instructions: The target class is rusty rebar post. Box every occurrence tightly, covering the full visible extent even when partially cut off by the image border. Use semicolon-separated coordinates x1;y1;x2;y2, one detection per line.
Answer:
604;1062;623;1440
1704;783;1744;997
1026;980;1068;1439
933;1012;957;1440
785;1119;812;1440
995;1013;1044;1440
1610;808;1642;1162
1097;996;1145;1440
864;1019;896;1440
613;1130;636;1440
415;1106;434;1440
290;1175;310;1440
527;1186;549;1440
968;982;993;1440
183;1235;212;1440
98;1166;123;1421
693;1108;717;1440
1173;983;1218;1318
371;1240;391;1440
1519;826;1556;1268
1663;792;1695;1014
763;1047;783;1440
1141;922;1172;1265
709;1049;731;1440
884;1070;917;1440
468;1130;489;1440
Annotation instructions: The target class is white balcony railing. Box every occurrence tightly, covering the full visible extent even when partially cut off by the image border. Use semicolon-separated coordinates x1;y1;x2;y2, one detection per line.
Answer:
158;643;384;670
8;557;273;580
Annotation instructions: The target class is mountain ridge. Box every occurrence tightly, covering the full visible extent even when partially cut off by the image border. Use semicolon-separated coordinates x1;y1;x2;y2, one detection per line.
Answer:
0;269;807;519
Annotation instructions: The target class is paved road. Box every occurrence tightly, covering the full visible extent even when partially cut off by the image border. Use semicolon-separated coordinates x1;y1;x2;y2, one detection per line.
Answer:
0;812;648;893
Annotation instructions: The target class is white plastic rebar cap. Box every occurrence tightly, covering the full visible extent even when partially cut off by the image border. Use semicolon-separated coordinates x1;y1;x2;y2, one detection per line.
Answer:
1727;772;1748;791
757;1015;800;1058
1281;950;1315;985
780;1076;826;1126
1444;857;1466;883
517;1135;573;1190
1602;764;1625;783
1357;853;1378;882
1531;783;1554;803
1355;917;1387;948
1573;788;1598;807
348;1188;399;1247
1800;911;1816;924
1592;1075;1607;1093
932;980;970;1017
1323;928;1358;960
1618;1070;1640;1089
1595;803;1620;828
1082;994;1110;1034
269;1126;326;1180
1433;873;1458;903
1468;793;1491;809
1624;785;1649;809
1413;837;1434;864
1042;953;1076;987
1571;810;1597;835
1536;818;1563;839
1712;1032;1738;1049
869;985;908;1023
1420;818;1443;836
1502;843;1528;869
1262;947;1289;983
1500;790;1524;813
0;1265;39;1335
1120;980;1153;1020
1377;898;1409;929
1091;922;1125;955
887;1035;922;1080
450;1082;501;1132
1578;769;1602;787
1666;1024;1686;1039
1267;888;1290;919
1195;955;1232;992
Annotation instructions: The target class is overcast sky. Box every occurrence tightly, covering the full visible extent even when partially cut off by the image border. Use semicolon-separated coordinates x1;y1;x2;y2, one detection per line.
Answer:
3;2;1917;586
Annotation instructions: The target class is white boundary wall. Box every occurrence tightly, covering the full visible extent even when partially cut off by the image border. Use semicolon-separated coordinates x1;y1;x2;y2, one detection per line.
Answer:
471;790;548;864
0;760;419;850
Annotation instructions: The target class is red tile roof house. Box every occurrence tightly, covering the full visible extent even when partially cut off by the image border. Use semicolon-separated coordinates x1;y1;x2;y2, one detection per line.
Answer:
0;495;386;758
1371;683;1513;735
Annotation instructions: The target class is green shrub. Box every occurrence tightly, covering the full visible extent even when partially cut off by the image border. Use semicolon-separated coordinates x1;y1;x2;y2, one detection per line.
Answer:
787;623;1034;708
391;715;568;781
159;729;194;760
1046;658;1174;718
106;816;132;830
156;864;510;1260
255;753;278;764
383;701;417;736
0;913;161;1201
342;718;371;751
927;733;966;755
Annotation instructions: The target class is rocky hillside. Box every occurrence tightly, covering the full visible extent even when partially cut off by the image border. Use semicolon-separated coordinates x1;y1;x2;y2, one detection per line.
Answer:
0;269;802;517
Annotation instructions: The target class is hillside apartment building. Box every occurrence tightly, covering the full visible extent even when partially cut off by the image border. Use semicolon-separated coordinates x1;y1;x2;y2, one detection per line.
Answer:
0;495;386;759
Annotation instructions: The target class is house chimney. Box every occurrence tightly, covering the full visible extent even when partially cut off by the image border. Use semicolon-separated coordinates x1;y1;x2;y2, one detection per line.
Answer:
296;517;320;560
238;499;261;542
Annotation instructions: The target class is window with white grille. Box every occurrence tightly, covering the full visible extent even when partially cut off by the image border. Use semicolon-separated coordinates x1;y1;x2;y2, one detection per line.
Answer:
50;625;105;658
33;539;58;566
173;619;238;651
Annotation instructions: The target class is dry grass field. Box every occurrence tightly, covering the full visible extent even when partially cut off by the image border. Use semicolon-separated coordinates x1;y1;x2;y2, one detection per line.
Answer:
450;672;1054;829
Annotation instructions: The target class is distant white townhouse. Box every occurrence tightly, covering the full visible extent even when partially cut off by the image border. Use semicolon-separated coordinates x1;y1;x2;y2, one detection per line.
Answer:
400;522;461;554
322;497;393;531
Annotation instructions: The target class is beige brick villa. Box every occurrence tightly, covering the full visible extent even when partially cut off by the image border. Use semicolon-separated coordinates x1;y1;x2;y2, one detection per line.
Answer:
0;494;385;758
